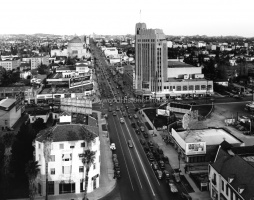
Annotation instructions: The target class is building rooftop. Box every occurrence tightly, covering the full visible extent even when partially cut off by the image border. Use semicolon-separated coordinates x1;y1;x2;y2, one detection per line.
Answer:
168;61;197;68
167;78;208;82
0;98;16;111
177;128;243;145
212;149;254;200
36;124;98;142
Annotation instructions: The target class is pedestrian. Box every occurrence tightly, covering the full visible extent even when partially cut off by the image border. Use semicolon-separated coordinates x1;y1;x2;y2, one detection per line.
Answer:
184;165;187;174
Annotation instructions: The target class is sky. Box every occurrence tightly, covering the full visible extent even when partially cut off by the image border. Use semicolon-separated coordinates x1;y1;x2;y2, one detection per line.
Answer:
1;0;254;37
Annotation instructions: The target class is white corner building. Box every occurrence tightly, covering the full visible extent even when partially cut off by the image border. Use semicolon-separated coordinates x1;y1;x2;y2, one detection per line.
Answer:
34;123;100;196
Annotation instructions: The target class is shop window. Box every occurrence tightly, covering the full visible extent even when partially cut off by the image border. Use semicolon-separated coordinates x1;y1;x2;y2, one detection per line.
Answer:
183;85;187;91
189;85;194;90
201;85;206;90
195;85;200;90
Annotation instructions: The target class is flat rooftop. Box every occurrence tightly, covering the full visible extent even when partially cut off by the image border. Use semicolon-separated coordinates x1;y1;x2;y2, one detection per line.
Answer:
167;78;208;82
39;84;93;95
168;61;197;68
177;128;242;145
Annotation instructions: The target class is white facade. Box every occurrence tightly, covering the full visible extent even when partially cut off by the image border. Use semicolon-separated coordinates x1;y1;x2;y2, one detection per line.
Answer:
29;113;49;123
0;98;21;128
35;126;100;196
22;56;50;69
51;49;68;57
0;59;20;70
104;47;118;57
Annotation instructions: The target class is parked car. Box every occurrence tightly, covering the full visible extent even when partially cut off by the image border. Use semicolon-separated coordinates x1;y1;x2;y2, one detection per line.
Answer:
173;172;181;183
163;156;169;164
155;170;163;179
163;170;170;180
143;146;150;153
151;161;159;171
143;132;148;138
134;114;138;119
169;179;178;193
113;111;117;116
112;154;117;159
131;122;136;128
116;106;120;111
108;107;112;112
135;129;141;135
139;138;146;145
157;148;163;155
110;143;116;150
146;152;155;161
148;140;154;148
140;126;145;132
158;160;165;169
123;112;127;117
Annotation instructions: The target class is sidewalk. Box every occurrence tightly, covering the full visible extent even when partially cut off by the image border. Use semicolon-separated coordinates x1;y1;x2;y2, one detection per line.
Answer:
139;109;212;200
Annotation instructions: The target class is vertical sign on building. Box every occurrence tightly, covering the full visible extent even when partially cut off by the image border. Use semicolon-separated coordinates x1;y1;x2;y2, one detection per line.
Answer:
15;92;23;111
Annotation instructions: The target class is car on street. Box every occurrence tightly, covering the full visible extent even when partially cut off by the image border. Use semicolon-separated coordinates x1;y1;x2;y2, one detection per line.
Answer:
128;114;132;119
158;160;165;169
127;140;133;148
151;162;159;171
123;112;127;117
173;173;181;183
143;146;150;153
133;114;138;119
137;120;142;126
140;126;145;132
112;154;117;159
120;118;124;123
135;129;141;135
110;143;116;150
146;152;155;161
168;179;178;193
113;111;117;116
116;106;120;111
175;97;182;101
155;170;163;179
131;122;136;128
148;140;154;148
143;132;148;138
108;107;112;112
139;138;146;145
109;103;113;106
163;156;169;164
163;170;170;180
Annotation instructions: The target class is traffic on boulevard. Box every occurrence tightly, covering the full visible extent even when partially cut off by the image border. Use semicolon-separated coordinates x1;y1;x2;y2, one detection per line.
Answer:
91;42;190;200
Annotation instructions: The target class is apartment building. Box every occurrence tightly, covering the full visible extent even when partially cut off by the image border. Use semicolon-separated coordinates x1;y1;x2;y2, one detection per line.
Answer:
35;123;100;196
23;55;49;69
209;142;254;200
0;59;20;70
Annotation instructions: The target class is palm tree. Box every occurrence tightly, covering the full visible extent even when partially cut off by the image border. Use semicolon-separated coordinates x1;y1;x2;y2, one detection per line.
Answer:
80;127;96;200
25;160;40;200
2;132;14;199
82;149;95;200
43;128;53;200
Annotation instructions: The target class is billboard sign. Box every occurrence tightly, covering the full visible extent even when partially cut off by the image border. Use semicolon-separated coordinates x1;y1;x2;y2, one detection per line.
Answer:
69;76;91;89
185;142;206;155
15;92;24;112
157;109;170;116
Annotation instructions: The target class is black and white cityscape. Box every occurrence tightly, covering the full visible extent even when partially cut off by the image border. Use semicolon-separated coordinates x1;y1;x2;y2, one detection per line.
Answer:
0;1;254;200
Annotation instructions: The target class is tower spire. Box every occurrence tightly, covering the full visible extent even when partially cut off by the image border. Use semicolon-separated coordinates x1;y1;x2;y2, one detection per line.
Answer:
140;10;142;22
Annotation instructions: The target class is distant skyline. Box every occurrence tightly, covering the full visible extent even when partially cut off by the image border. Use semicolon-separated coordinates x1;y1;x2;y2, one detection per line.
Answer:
1;0;254;37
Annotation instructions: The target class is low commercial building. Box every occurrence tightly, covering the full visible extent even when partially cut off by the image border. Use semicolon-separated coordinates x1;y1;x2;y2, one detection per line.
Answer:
0;98;21;129
27;108;50;123
209;141;254;200
35;123;100;196
169;128;244;164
